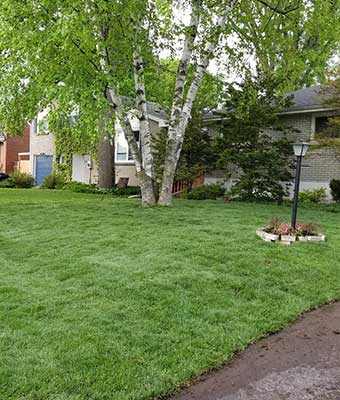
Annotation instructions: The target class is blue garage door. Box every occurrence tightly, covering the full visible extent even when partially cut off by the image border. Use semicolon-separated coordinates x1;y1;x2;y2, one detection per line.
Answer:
35;155;53;186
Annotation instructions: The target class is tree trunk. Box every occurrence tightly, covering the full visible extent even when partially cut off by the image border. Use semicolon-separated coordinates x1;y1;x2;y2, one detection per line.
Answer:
97;120;114;189
105;87;157;204
139;171;157;206
158;14;228;206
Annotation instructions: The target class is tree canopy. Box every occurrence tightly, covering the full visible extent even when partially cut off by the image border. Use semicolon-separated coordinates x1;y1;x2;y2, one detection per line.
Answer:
0;0;340;204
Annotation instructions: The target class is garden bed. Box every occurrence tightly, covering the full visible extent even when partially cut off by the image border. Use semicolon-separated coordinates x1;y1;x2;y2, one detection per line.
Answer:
256;227;326;244
256;217;326;245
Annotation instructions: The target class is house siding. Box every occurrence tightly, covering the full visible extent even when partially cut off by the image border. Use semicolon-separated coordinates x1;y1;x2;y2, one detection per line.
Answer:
29;128;55;179
0;126;30;173
205;111;340;198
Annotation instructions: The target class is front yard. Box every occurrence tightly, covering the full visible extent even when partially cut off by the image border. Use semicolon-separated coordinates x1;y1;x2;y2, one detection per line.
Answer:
1;189;340;400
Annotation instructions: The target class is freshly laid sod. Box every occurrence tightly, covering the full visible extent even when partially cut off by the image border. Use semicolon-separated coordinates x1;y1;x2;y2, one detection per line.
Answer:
1;189;340;400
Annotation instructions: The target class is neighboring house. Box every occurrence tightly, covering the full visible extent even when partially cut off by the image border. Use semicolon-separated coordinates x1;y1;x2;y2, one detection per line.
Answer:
29;110;55;186
278;85;340;197
29;104;168;186
30;85;340;194
205;85;340;198
0;126;30;174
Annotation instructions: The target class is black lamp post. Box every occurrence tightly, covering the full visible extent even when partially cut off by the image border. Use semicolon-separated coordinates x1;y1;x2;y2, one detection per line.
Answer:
291;142;310;230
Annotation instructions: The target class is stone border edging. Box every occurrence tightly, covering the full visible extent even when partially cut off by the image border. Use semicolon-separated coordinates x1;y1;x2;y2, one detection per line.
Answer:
256;227;325;244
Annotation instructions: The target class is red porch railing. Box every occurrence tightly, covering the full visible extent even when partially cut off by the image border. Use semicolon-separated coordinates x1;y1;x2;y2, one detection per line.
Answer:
172;176;204;195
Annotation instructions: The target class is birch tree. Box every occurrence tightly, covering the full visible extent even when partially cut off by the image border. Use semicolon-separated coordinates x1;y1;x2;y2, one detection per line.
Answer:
0;0;339;205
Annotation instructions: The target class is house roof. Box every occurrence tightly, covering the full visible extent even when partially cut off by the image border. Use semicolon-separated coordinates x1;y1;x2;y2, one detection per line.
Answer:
146;102;168;122
280;84;334;114
121;97;168;123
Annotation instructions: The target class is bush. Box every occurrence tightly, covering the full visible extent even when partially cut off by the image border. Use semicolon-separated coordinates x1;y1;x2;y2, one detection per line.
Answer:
0;177;15;188
330;179;340;202
266;217;320;236
41;172;66;189
186;184;225;200
112;186;141;196
63;182;142;197
0;171;34;189
298;188;326;204
63;182;99;194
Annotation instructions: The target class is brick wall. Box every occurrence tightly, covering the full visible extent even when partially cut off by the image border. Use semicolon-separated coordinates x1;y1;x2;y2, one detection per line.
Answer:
2;126;30;173
278;112;340;183
301;148;340;182
205;111;340;194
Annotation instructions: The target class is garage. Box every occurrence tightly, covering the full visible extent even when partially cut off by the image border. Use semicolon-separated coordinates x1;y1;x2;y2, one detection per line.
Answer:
35;155;53;186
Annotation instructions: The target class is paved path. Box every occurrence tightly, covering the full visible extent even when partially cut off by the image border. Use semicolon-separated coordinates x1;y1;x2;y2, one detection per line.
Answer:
170;302;340;400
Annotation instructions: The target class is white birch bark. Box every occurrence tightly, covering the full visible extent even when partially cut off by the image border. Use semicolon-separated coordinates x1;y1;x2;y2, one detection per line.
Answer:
157;0;201;205
105;87;142;173
158;12;229;205
132;42;157;205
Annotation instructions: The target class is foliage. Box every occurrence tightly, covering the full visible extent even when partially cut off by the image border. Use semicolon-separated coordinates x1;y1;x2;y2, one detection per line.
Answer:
0;178;15;188
153;70;222;188
0;1;339;205
63;182;99;194
298;188;327;204
216;76;294;203
234;1;340;91
112;186;141;196
316;74;340;150
41;172;67;190
330;179;340;202
185;183;225;200
62;181;141;197
266;217;320;236
53;161;72;182
295;222;320;237
0;171;34;188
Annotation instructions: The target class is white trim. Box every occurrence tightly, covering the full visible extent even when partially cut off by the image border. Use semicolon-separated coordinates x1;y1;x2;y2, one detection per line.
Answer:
311;115;316;140
114;125;135;164
278;107;336;116
149;114;168;127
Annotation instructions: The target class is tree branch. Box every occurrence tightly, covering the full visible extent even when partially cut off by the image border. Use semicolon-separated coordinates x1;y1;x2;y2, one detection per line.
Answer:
255;0;301;15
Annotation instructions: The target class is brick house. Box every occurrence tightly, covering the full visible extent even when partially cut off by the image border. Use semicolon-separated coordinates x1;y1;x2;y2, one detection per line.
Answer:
0;126;30;174
29;104;168;186
29;85;340;195
205;85;340;198
278;85;339;198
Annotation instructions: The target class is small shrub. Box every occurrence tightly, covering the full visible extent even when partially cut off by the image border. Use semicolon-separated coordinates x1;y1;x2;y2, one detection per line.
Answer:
295;222;320;237
266;217;320;236
112;186;141;196
0;177;15;188
12;171;34;188
266;217;293;235
63;182;141;197
186;184;225;200
298;188;326;204
41;172;66;189
0;171;34;189
330;179;340;202
63;182;98;194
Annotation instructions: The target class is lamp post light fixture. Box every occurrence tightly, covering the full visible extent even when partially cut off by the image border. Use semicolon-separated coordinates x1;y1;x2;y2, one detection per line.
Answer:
291;142;310;231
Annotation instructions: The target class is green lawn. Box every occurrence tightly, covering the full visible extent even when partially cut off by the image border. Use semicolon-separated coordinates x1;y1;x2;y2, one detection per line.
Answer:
1;189;340;400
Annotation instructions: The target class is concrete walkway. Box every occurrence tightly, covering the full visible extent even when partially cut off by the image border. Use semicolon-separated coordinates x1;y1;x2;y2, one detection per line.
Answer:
170;302;340;400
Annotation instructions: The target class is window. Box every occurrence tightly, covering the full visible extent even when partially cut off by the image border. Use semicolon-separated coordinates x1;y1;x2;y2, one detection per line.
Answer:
315;117;330;135
315;116;340;139
33;117;49;135
115;128;138;162
116;140;129;161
